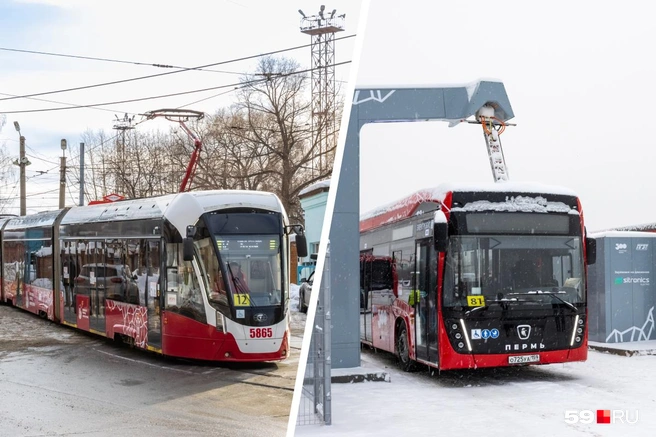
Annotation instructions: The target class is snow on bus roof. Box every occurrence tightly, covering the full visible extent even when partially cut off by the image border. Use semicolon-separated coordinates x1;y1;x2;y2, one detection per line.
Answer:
359;181;578;232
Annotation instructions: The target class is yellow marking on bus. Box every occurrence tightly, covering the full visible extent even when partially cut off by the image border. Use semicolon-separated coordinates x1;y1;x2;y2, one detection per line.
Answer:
61;320;77;328
467;295;486;307
89;328;106;337
234;294;251;306
147;345;162;353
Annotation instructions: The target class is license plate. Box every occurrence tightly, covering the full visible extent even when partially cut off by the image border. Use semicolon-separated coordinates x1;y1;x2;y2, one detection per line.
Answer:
508;354;540;364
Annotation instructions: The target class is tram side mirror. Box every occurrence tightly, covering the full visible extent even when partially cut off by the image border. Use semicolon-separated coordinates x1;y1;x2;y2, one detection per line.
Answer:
296;233;308;258
585;237;597;265
183;225;196;261
290;225;308;258
434;222;448;252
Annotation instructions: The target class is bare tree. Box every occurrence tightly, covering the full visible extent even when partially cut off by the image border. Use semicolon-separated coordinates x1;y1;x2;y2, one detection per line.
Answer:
204;56;336;222
68;55;342;223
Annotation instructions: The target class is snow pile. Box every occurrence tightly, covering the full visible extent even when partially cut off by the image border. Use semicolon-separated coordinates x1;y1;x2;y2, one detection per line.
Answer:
34;246;53;257
295;348;656;436
290;283;300;312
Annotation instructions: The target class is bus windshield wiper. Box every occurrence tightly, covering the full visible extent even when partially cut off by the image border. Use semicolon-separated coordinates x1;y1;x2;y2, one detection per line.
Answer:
464;305;490;316
508;290;577;312
463;298;517;316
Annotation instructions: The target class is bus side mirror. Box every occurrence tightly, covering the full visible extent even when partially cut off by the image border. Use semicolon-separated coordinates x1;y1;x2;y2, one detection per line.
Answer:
434;222;448;252
586;237;596;265
433;210;448;252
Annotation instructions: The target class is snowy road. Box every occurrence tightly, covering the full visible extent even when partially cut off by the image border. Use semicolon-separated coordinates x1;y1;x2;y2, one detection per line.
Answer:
0;304;305;437
295;347;656;437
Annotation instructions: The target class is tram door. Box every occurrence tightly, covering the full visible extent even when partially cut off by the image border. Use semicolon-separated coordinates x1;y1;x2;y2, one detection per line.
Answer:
61;241;79;326
88;241;106;333
146;239;162;349
414;239;438;364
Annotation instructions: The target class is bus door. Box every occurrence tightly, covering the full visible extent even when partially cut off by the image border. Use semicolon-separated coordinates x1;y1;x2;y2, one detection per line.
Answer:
359;254;373;343
414;239;438;364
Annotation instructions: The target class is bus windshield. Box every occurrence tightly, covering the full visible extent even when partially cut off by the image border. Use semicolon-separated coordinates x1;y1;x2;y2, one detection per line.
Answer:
209;234;283;308
442;235;585;308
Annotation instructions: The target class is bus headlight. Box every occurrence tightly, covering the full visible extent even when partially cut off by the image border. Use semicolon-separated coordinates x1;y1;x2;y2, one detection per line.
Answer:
570;315;585;346
459;319;472;352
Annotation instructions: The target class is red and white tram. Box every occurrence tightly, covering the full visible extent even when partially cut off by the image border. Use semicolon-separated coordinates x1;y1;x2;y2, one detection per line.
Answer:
0;190;306;362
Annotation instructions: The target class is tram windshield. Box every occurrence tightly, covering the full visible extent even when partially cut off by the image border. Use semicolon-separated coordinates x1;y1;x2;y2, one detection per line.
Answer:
197;211;285;311
213;235;283;308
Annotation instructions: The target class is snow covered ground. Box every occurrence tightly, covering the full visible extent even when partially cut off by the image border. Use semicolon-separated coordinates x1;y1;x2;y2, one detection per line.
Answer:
289;283;307;337
294;347;656;437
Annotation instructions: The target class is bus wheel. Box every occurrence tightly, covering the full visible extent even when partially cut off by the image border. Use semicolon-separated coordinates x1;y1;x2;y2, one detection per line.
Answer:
396;323;416;372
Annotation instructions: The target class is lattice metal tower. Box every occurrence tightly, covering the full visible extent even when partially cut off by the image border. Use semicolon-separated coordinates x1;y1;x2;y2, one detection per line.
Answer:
299;6;345;175
112;113;135;195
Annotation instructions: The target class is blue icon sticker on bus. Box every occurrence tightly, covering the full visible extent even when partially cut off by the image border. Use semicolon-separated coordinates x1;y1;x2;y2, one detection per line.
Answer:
471;329;482;340
490;328;499;339
481;329;491;339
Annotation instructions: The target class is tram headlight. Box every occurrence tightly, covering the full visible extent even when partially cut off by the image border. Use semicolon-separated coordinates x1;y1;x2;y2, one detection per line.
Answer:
458;342;465;349
451;323;458;330
455;333;462;339
216;311;225;332
575;336;581;343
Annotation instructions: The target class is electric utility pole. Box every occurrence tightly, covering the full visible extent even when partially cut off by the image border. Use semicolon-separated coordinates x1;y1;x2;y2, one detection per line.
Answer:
12;121;31;216
59;139;67;209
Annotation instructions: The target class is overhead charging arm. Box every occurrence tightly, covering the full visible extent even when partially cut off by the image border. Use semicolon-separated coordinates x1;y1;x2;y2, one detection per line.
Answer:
143;108;205;192
351;79;515;182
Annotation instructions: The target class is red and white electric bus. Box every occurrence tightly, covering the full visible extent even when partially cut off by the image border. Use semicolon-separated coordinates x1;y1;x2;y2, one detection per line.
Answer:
359;182;596;371
0;190;306;363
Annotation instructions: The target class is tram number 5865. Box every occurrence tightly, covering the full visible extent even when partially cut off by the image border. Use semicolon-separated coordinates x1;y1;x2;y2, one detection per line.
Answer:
249;328;273;338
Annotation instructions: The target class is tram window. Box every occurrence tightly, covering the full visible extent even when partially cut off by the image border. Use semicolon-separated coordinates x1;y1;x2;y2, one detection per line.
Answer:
165;243;207;324
198;238;229;311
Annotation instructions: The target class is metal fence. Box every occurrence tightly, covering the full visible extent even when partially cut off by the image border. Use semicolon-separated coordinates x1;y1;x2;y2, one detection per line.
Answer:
296;243;332;426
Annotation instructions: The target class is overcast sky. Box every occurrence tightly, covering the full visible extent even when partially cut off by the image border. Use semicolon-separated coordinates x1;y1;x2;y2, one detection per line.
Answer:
0;0;361;214
356;0;655;232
